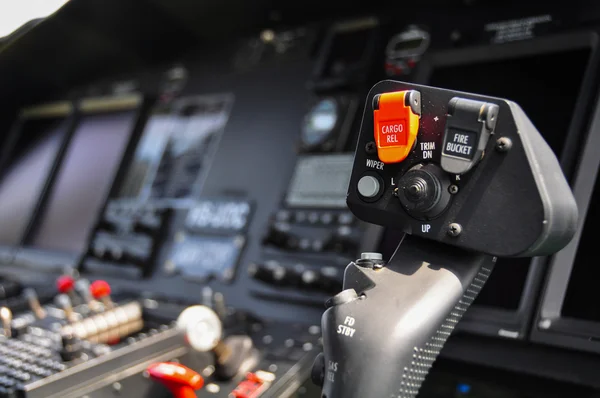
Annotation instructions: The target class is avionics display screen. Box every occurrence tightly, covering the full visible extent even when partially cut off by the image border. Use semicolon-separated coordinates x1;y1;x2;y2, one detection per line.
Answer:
425;47;592;310
117;95;232;201
0;117;70;246
285;154;354;208
29;111;136;253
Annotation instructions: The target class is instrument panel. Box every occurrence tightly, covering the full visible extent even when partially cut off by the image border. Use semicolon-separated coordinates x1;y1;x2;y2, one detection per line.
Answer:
1;1;600;396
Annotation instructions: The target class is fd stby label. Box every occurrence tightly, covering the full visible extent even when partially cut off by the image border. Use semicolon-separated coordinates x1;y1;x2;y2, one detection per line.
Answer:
443;129;477;160
378;120;407;147
337;316;356;337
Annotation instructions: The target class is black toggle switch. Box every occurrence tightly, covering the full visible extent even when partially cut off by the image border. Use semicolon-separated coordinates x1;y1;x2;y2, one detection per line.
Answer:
396;163;452;220
60;333;83;362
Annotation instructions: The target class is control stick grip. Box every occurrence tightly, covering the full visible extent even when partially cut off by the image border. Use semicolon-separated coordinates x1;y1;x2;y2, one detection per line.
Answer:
317;238;495;398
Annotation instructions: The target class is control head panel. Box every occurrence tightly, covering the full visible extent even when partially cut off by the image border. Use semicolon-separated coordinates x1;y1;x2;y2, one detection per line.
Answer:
347;80;578;257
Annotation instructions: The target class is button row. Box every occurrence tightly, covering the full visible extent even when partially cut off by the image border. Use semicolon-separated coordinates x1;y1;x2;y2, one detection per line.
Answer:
3;340;53;358
0;346;65;373
275;210;354;226
89;240;152;267
0;357;54;379
263;224;358;255
248;262;343;294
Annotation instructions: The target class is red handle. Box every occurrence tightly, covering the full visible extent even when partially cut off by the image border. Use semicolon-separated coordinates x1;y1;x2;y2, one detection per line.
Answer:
169;385;198;398
147;362;203;398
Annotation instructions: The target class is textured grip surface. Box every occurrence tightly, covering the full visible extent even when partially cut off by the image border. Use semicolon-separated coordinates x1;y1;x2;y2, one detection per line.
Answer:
397;263;493;398
320;238;495;398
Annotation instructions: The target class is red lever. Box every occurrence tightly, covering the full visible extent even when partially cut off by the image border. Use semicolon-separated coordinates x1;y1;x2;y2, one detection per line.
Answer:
147;362;204;398
56;276;75;294
90;280;113;309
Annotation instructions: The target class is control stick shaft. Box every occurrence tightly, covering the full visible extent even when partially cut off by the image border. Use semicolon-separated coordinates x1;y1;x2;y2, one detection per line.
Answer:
314;240;494;397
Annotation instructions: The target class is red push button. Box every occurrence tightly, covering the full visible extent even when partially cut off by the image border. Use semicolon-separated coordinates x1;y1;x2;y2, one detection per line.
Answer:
90;280;111;299
147;362;204;398
90;280;114;309
56;276;75;294
373;90;421;164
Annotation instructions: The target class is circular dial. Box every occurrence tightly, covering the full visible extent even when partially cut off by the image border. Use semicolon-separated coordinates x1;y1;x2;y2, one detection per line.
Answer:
177;305;222;352
301;98;339;148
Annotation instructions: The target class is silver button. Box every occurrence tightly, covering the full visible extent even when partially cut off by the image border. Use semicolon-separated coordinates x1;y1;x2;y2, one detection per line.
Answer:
357;175;380;198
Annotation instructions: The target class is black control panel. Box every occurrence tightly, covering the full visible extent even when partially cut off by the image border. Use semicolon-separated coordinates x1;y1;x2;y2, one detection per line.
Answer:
348;82;575;257
1;1;600;397
251;153;363;304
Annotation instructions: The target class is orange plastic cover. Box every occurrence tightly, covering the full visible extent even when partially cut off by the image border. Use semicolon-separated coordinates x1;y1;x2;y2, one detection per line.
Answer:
373;90;420;164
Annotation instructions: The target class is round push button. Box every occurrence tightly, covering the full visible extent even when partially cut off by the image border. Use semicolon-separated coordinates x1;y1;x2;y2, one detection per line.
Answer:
357;175;381;198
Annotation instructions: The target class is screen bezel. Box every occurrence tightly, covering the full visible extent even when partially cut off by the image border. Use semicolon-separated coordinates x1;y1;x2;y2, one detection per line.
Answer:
14;93;146;271
403;30;599;339
0;101;76;266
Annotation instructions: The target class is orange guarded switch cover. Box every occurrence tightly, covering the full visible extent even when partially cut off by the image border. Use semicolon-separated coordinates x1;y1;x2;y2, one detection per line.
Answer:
373;90;421;164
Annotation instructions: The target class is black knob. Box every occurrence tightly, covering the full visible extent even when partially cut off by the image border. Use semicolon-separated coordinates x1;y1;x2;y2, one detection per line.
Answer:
288;263;308;286
263;225;299;251
405;177;429;202
60;333;83;362
311;352;325;387
214;335;257;381
248;262;288;285
301;269;319;289
396;163;452;219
